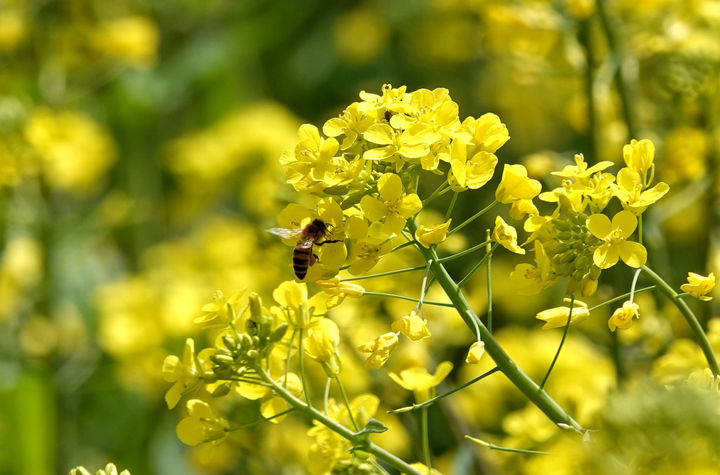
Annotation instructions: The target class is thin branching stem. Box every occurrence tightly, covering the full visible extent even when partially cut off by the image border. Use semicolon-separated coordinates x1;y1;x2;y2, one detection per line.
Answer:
586;285;655;312
465;436;551;455
362;292;454;307
539;295;575;391
388;367;500;414
437;240;493;264
457;243;499;288
449;200;498;236
340;265;427;282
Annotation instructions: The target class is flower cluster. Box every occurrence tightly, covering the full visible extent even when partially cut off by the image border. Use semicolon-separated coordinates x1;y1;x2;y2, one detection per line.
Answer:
511;141;669;297
276;84;510;280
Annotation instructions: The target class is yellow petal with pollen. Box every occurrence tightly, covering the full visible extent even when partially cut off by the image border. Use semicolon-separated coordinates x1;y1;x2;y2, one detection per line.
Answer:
612;210;638;240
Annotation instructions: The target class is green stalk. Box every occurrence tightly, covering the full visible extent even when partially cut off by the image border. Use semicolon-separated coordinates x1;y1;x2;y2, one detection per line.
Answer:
297;328;312;406
641;266;720;375
362;292;454;307
407;220;584;432
255;366;423;475
485;234;493;333
595;0;637;139
539;296;574;390
335;375;359;431
340;265;427;281
449;200;498;236
420;407;431;471
388;367;500;414
438;240;493;263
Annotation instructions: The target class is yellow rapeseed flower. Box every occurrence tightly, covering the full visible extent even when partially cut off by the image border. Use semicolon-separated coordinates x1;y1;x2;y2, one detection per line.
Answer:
389;361;453;402
608;301;640;331
465;341;486;364
162;338;202;409
495;164;542;204
193;290;245;328
359;173;422;235
536;300;590;329
613;167;669;214
493;216;525;255
680;272;715;301
586;210;647;269
304;317;341;375
623;138;655;182
414;219;451;248
509;240;554;294
176;399;229;446
358;332;398;369
391;310;431;341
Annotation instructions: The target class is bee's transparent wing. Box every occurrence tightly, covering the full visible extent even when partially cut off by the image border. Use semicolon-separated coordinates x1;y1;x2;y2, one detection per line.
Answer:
266;227;303;240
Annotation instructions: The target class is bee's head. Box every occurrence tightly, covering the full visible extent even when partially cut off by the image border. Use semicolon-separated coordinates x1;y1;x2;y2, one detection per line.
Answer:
312;219;330;233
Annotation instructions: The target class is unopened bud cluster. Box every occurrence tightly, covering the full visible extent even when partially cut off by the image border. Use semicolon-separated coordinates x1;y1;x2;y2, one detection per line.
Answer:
546;211;602;296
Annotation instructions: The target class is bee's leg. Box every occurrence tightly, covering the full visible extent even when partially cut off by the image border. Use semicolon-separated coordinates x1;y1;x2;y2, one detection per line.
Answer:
309;253;318;266
316;239;342;246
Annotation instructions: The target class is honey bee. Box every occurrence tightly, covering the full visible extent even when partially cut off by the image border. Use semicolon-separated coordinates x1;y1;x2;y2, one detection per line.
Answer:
267;219;341;280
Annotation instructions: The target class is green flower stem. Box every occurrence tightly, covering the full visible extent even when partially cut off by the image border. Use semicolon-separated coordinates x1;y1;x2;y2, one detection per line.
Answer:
362;292;454;307
388;367;500;414
641;265;720;375
420;406;432;471
539;296;574;391
448;200;498;236
335;375;359;431
407;220;584;432
284;327;298;387
457;243;500;289
340;265;427;281
415;260;433;310
228;408;296;431
595;0;637;140
438;240;493;264
485;234;494;333
255;367;423;475
297;328;312;406
422;181;451;206
392;240;417;253
444;191;459;221
586;285;655;312
465;436;551;455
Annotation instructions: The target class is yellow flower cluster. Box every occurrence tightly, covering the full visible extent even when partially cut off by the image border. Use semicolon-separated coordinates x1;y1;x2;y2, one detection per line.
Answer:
511;141;669;297
276;84;510;279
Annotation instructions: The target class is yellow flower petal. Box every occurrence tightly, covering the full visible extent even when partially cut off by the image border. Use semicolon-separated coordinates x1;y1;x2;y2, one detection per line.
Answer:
586;213;612;239
618;241;647;268
612;210;638;240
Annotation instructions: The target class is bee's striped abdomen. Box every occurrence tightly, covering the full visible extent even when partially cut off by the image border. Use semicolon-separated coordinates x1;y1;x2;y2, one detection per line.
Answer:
293;242;313;279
